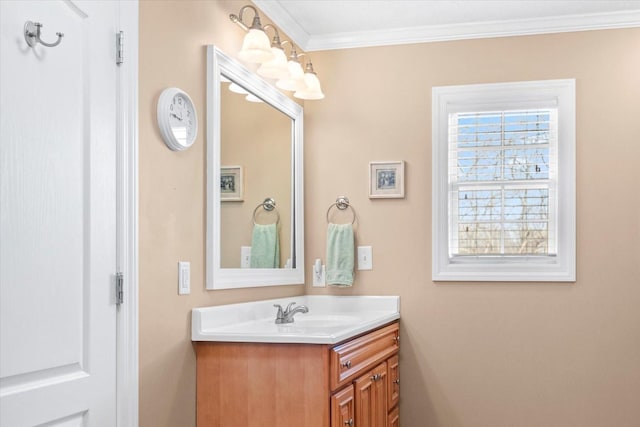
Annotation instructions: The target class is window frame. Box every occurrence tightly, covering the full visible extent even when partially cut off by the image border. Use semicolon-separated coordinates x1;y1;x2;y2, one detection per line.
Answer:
432;79;576;282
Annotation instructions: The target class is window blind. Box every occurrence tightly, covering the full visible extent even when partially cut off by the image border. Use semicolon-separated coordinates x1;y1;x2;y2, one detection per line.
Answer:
448;109;558;257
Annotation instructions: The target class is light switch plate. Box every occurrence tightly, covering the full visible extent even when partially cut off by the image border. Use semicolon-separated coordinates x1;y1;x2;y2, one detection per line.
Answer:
357;246;373;270
178;261;190;295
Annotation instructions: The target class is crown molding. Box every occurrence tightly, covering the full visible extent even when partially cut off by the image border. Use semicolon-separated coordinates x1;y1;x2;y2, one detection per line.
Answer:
253;0;311;49
252;2;640;52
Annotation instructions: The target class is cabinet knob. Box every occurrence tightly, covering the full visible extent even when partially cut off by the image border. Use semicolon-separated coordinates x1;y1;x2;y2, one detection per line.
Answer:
371;373;382;381
345;419;354;426
341;360;352;369
393;335;400;343
393;378;400;385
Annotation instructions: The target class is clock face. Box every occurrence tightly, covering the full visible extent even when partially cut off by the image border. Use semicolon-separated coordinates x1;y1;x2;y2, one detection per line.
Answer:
158;88;198;151
168;94;196;147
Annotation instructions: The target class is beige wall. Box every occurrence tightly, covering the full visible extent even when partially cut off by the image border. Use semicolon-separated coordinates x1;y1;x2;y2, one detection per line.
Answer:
304;29;640;426
140;1;640;426
139;2;303;426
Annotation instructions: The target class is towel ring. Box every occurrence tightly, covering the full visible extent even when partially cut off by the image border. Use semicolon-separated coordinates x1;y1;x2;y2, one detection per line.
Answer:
326;196;356;224
253;198;280;225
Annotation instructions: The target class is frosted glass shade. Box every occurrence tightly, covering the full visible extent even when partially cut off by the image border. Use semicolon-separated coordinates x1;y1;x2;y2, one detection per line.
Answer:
294;72;325;100
245;93;263;103
238;29;274;63
276;60;305;91
257;47;289;80
228;82;248;94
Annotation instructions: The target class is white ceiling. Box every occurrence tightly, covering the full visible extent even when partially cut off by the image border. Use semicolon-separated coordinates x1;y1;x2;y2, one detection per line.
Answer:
252;0;640;51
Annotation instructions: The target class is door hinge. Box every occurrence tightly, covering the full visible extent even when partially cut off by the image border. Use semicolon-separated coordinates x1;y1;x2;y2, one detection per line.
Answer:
116;31;124;66
116;272;124;305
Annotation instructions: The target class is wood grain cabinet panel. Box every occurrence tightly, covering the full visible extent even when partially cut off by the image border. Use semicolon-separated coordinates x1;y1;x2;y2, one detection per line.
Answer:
330;322;400;391
388;406;400;427
331;385;355;427
387;354;400;410
195;321;399;427
354;362;388;427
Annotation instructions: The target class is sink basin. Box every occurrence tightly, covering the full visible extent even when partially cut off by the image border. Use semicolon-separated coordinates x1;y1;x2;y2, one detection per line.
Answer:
293;314;360;328
192;295;400;344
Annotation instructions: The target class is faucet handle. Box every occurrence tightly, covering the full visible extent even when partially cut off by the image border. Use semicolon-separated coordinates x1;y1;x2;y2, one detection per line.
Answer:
273;304;284;317
284;302;297;314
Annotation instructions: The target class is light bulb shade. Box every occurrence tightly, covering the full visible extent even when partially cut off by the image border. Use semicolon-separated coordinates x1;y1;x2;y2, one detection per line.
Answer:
245;93;263;103
304;72;321;91
294;86;325;100
228;82;248;94
257;47;289;80
294;72;325;100
276;60;305;91
238;29;274;63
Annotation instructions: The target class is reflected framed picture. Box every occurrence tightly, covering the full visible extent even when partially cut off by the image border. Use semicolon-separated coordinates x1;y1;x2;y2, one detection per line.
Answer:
220;166;243;201
369;161;405;199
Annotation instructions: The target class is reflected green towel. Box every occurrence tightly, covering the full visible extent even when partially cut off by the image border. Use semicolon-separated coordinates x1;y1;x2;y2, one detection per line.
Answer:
250;223;280;268
326;223;354;286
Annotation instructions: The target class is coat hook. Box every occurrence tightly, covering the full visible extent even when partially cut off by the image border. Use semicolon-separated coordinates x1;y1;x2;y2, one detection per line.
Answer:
24;21;64;48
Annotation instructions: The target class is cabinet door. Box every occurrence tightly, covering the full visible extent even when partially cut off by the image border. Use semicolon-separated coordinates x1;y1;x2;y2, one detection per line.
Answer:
387;354;400;410
332;385;355;427
355;362;388;427
388;406;399;427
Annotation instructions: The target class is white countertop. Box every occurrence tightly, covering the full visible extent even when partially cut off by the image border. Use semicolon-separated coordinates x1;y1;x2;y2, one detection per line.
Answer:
191;295;400;344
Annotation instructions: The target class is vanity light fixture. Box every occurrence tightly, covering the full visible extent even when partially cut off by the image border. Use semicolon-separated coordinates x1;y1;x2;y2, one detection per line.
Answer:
229;4;325;100
229;5;274;64
276;46;306;92
294;61;325;100
256;26;289;80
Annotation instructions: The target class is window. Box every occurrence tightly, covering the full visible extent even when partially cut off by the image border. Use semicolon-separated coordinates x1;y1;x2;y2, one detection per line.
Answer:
432;80;575;281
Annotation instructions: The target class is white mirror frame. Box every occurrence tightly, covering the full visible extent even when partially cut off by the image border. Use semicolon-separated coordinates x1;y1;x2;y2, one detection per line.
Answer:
206;45;304;289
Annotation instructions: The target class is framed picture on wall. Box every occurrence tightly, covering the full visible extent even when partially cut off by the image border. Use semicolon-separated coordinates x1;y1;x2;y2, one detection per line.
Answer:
369;161;405;198
220;166;243;201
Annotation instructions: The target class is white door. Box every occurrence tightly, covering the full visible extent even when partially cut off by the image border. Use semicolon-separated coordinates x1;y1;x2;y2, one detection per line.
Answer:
1;1;119;425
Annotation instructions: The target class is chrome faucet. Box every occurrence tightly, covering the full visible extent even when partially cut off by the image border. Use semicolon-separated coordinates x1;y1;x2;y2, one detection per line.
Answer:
273;302;309;324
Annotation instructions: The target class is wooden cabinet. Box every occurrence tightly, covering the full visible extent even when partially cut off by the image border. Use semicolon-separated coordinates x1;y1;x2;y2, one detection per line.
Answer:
387;355;400;410
195;321;399;427
388;406;400;427
331;384;355;427
354;361;388;427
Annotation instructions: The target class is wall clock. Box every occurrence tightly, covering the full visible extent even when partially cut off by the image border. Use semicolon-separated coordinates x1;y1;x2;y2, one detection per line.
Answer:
157;87;198;151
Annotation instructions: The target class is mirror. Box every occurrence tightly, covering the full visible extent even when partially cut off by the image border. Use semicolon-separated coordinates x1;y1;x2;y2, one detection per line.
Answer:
206;46;304;289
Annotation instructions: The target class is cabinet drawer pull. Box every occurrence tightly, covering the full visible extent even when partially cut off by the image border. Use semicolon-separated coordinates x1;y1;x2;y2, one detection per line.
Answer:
345;419;354;426
393;335;400;343
393;378;400;385
341;360;352;369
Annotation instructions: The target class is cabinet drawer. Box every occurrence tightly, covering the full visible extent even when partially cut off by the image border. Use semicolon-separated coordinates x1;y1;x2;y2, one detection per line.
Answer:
330;322;399;391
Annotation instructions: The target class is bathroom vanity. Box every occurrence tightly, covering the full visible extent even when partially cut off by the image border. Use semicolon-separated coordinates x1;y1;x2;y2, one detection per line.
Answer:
192;296;400;426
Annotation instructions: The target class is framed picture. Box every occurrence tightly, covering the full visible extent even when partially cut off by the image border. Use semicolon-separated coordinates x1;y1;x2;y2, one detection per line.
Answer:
220;166;243;201
369;161;405;198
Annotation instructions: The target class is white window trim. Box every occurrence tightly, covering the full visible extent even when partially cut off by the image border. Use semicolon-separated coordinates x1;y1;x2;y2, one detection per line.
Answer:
432;79;576;282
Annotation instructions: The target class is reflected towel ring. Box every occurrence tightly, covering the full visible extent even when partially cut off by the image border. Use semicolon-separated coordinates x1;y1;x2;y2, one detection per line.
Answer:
252;198;280;225
326;196;356;224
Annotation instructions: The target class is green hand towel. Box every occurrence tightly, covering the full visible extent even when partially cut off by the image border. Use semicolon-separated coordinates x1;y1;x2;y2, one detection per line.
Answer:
326;223;354;286
250;223;280;268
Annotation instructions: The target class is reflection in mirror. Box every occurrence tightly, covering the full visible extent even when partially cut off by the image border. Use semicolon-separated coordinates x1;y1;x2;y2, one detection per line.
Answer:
219;77;291;269
206;45;304;290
